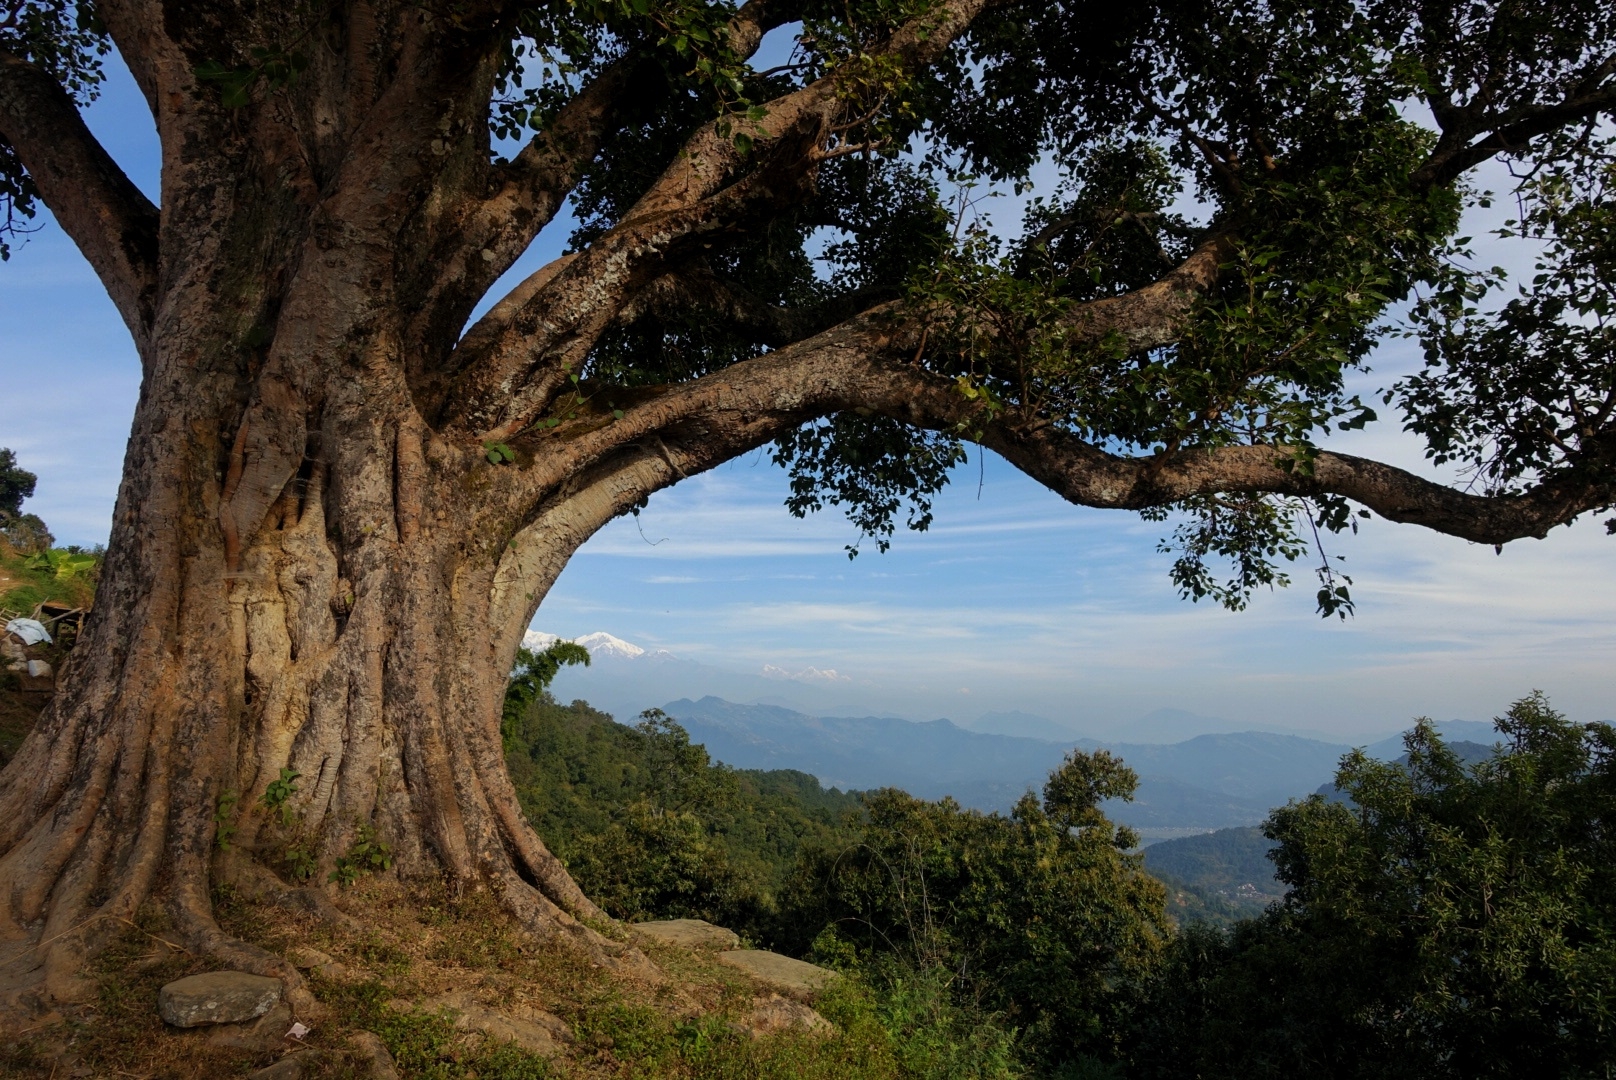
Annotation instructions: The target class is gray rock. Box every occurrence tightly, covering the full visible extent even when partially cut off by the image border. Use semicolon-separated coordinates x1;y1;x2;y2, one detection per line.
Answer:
736;994;835;1038
717;951;839;997
424;991;572;1059
632;918;741;949
158;970;282;1027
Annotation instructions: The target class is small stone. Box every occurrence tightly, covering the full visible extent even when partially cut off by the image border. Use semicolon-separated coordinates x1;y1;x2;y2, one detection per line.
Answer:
286;946;334;970
632;919;741;949
737;994;835;1038
349;1031;400;1080
717;951;839;997
158;970;282;1027
247;1054;316;1080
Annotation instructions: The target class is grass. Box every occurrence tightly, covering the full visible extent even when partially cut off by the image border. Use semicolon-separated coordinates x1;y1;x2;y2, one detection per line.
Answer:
1;874;1030;1079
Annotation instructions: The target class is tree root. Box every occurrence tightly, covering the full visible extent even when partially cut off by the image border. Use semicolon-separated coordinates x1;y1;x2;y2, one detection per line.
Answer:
221;854;362;934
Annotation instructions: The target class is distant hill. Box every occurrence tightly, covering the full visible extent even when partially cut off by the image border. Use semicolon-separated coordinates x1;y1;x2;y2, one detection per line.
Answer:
663;696;1353;829
663;695;1066;801
1142;827;1281;926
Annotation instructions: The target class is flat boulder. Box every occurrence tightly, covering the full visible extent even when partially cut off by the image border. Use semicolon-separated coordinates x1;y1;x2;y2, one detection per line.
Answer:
159;971;282;1028
718;950;838;997
737;994;835;1038
631;919;741;949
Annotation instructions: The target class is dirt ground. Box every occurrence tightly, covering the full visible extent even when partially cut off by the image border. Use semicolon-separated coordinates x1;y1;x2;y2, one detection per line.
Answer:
0;869;861;1080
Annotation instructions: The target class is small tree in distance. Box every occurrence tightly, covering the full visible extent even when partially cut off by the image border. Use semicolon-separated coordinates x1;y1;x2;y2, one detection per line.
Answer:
0;446;52;553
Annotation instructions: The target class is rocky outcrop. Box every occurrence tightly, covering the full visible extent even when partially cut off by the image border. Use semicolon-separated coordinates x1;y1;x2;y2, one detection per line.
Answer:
736;994;835;1038
422;991;573;1058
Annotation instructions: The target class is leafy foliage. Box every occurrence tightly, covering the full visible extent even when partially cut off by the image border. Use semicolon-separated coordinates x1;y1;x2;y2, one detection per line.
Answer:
12;1;1616;609
1126;693;1616;1079
501;639;592;739
501;688;865;934
774;414;966;556
0;446;36;518
258;766;299;827
1403;132;1616;497
777;750;1171;1069
329;822;393;888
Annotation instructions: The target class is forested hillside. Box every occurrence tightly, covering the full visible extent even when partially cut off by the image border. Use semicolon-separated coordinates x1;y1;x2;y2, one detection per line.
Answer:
505;667;1616;1078
1142;827;1280;925
503;691;866;938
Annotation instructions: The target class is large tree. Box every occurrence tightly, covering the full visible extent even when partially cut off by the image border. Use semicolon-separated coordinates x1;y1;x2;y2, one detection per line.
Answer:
0;0;1612;1007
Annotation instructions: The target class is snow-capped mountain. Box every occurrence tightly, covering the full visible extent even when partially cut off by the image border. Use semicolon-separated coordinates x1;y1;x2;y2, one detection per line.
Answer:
522;630;663;661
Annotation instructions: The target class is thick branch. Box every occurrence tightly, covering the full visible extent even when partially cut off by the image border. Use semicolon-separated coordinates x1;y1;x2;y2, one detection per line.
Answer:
491;304;1612;550
1053;233;1233;350
415;0;801;386
444;0;1002;434
0;47;158;346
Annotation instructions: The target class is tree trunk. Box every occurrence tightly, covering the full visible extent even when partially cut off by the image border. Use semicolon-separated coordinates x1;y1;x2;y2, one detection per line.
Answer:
0;300;645;1007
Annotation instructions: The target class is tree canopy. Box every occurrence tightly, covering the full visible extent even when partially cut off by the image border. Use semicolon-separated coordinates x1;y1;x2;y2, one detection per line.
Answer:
0;446;36;520
1129;694;1616;1079
3;0;1614;612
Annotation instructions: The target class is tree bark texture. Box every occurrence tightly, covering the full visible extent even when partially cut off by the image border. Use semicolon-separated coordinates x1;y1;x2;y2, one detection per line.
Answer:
0;0;1610;1009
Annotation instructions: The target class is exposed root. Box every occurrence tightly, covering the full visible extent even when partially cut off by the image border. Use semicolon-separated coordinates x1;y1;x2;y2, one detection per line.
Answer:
495;868;664;985
221;853;362;933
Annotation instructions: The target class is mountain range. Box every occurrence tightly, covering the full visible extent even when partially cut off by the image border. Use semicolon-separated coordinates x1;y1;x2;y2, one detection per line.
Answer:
660;696;1490;831
529;629;1449;743
527;629;1510;831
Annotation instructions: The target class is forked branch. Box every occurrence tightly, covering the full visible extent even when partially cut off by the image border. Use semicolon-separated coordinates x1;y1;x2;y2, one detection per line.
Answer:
0;46;158;346
444;0;1004;434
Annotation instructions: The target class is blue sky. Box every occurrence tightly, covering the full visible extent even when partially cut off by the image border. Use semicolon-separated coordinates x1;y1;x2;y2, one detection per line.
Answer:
2;50;1612;743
